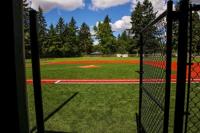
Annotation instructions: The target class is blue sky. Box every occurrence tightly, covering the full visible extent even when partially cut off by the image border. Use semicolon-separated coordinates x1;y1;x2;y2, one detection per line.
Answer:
43;0;132;36
31;0;189;37
44;0;131;27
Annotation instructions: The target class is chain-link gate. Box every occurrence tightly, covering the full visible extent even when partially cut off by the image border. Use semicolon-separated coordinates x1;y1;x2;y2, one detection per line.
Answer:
137;1;173;133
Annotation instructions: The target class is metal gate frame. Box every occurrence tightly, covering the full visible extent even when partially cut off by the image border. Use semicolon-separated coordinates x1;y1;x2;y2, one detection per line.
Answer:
137;1;173;133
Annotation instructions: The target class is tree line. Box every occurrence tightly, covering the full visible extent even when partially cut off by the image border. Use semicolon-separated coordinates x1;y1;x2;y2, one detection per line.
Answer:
24;2;93;57
23;0;200;58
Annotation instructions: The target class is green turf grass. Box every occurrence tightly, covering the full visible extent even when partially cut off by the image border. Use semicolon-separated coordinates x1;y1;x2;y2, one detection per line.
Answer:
26;64;139;79
27;84;139;133
26;57;199;133
26;57;139;79
26;57;139;62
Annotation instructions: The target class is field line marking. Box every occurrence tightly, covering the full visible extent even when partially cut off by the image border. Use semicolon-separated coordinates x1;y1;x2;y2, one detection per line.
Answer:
54;80;61;84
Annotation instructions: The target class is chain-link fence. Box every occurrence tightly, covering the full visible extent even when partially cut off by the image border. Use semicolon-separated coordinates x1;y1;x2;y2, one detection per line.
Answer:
140;16;167;133
184;4;200;133
138;2;200;133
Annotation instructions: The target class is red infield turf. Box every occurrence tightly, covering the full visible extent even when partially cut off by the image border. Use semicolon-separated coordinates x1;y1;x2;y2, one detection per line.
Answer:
144;61;200;79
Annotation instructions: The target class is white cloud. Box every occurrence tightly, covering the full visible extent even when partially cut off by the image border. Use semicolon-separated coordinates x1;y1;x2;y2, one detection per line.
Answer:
150;0;167;15
93;16;131;32
111;16;132;32
131;0;167;16
31;0;85;12
90;0;130;10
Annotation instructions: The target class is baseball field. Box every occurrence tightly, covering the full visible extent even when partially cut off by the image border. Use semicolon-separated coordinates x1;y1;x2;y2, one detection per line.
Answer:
26;57;200;133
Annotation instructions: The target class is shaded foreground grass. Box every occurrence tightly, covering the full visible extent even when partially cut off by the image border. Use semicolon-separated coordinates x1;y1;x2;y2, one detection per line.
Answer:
27;84;139;133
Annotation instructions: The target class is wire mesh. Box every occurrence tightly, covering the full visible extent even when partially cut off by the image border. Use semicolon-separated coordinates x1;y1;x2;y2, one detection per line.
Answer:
185;7;200;133
186;57;200;133
140;14;169;133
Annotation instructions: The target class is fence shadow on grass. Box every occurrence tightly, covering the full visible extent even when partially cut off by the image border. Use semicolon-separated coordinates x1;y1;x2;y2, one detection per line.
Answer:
31;92;79;133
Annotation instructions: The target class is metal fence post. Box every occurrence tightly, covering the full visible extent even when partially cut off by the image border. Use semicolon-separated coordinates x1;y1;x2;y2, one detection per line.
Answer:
138;33;144;133
184;4;192;133
29;9;45;133
9;0;30;132
163;1;173;133
173;0;189;133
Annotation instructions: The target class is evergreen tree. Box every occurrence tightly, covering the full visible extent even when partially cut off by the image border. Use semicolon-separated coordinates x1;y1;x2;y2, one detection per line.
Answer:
78;23;93;54
116;31;136;54
56;17;67;56
56;17;65;35
130;1;145;54
46;24;61;57
116;33;127;54
38;7;48;57
49;24;56;36
95;15;116;54
143;0;157;51
65;17;79;56
49;18;67;57
131;0;157;50
192;11;200;54
131;2;143;40
142;0;156;25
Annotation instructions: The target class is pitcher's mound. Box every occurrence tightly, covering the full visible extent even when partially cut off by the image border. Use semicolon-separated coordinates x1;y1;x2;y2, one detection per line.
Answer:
79;65;100;68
